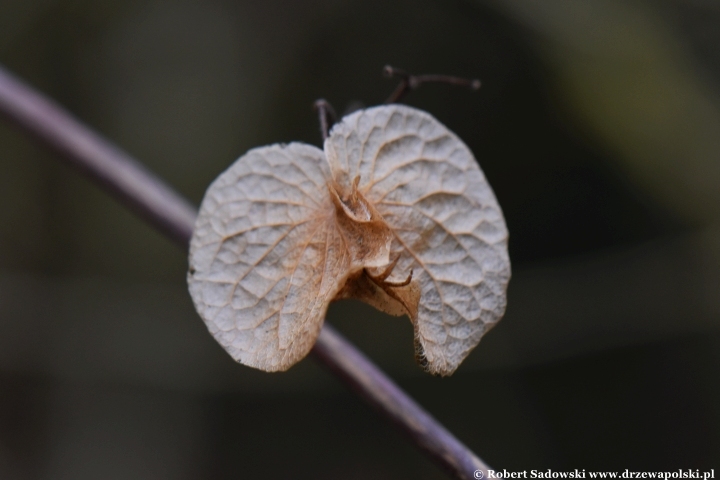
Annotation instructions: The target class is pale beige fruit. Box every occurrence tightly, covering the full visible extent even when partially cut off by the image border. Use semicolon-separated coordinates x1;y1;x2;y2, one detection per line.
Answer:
188;104;510;375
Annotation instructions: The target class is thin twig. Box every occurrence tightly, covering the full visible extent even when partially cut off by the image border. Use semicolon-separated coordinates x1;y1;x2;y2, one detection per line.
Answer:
313;98;336;142
0;63;491;480
383;65;481;104
312;330;489;478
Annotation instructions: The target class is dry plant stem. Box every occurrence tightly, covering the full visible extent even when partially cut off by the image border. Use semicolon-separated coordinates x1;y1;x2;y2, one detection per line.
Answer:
0;63;491;480
313;98;336;141
383;65;481;104
0;66;197;246
312;330;489;478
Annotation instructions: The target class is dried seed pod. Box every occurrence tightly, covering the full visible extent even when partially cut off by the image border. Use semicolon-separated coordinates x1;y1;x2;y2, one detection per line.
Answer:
188;104;510;375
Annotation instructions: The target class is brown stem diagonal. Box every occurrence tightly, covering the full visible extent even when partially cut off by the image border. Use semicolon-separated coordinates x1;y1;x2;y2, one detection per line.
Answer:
0;64;491;480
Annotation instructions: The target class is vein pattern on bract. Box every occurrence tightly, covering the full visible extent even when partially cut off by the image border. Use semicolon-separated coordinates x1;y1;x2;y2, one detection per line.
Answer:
188;104;510;375
189;143;347;371
325;105;510;375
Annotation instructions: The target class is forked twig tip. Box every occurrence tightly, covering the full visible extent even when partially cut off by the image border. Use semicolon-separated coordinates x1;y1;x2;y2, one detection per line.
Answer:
382;65;482;104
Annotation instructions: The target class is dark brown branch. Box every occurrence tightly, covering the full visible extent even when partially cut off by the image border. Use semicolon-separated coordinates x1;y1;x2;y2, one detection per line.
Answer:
0;63;491;480
383;65;481;104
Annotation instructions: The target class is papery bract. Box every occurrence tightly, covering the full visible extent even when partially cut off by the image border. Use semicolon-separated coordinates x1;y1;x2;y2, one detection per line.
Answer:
188;104;510;375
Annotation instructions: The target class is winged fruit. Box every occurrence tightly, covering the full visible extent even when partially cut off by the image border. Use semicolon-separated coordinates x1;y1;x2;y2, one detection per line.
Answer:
188;104;510;376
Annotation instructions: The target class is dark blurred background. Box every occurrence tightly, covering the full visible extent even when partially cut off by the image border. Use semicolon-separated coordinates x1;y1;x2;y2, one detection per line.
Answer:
1;0;719;478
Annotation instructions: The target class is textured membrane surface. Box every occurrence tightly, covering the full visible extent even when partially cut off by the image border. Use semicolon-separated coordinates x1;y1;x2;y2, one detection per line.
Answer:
188;104;510;375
